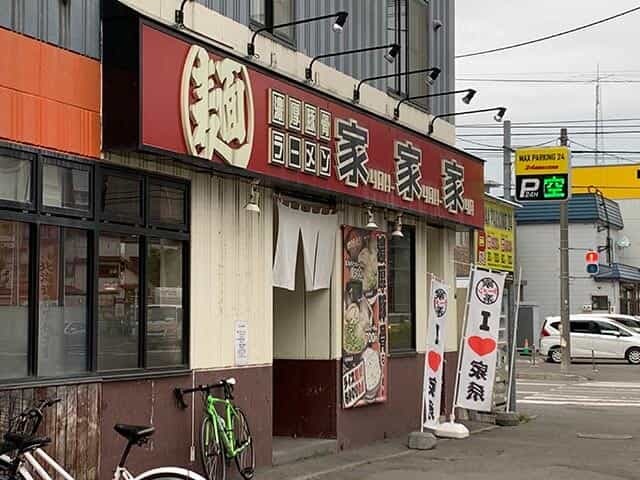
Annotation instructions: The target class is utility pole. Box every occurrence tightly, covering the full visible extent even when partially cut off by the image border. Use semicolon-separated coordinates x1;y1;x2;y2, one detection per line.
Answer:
503;120;512;200
502;119;516;412
559;128;571;373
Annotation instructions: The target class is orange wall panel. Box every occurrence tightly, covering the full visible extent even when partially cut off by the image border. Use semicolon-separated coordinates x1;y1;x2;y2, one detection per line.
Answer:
0;27;100;158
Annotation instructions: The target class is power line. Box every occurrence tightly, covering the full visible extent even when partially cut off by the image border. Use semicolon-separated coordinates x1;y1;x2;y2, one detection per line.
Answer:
457;118;640;127
456;5;640;59
456;78;640;84
457;130;640;137
569;140;634;163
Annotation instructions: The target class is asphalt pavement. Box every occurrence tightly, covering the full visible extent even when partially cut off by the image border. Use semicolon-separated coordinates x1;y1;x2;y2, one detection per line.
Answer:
259;361;640;480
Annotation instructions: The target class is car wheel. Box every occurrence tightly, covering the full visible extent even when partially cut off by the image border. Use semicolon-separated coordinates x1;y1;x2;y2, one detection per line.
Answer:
549;347;562;363
626;347;640;365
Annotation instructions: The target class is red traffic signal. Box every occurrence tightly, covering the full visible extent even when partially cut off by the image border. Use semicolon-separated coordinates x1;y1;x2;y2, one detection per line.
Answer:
586;250;599;274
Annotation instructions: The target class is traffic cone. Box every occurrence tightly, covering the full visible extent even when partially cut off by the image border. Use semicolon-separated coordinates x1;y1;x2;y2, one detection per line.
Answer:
522;338;531;356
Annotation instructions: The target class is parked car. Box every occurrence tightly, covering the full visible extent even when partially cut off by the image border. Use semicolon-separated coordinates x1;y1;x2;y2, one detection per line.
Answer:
540;314;640;364
594;313;640;333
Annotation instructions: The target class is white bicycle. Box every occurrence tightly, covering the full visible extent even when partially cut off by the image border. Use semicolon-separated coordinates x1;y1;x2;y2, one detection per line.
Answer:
0;398;208;480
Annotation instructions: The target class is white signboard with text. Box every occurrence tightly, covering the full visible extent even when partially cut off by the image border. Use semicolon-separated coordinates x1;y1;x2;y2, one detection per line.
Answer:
455;269;507;412
234;320;249;366
423;278;449;429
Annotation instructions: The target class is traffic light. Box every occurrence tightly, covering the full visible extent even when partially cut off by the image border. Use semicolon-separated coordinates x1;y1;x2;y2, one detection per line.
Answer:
586;250;599;274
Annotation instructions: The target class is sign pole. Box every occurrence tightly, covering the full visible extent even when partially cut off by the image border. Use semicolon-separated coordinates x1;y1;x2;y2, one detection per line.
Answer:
506;266;523;412
559;128;572;374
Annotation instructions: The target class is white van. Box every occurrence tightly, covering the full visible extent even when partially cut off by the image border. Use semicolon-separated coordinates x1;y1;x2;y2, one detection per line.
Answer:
540;314;640;364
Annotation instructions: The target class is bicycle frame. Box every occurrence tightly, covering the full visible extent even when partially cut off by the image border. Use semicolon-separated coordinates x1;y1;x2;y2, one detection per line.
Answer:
205;396;249;458
6;448;207;480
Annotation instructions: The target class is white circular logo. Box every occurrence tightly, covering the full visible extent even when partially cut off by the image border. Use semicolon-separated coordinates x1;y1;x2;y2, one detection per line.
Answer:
180;45;254;169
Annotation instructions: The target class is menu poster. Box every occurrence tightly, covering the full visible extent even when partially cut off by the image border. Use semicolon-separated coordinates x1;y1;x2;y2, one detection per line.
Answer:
342;226;388;408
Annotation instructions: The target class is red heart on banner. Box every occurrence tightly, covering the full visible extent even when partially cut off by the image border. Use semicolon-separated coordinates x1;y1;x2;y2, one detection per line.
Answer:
428;351;442;372
468;336;496;357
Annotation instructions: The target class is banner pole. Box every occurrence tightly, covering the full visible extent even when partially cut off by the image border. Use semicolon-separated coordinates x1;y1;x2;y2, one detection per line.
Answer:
506;266;523;413
450;265;475;423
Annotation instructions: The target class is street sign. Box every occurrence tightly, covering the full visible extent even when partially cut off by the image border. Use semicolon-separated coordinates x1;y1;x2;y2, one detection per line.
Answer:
515;146;571;202
586;250;599;275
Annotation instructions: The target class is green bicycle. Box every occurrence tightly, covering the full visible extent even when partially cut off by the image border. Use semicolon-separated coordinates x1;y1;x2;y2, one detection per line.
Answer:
175;378;254;480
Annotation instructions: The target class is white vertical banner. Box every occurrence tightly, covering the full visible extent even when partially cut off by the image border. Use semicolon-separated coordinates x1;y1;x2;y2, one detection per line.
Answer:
423;278;449;429
455;268;507;412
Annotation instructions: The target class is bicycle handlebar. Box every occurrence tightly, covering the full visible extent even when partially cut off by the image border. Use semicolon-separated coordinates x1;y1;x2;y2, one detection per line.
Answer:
174;378;236;409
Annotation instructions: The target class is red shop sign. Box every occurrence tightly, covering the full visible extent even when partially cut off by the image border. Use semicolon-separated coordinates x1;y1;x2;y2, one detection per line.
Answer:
104;15;484;228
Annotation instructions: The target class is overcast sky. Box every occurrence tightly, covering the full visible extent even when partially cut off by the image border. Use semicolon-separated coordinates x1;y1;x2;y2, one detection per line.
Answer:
454;1;640;187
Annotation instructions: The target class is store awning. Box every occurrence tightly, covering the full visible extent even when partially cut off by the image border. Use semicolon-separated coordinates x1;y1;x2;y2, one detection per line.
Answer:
594;263;640;282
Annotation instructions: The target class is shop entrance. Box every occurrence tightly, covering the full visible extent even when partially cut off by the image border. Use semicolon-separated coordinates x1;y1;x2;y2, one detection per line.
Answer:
271;200;338;464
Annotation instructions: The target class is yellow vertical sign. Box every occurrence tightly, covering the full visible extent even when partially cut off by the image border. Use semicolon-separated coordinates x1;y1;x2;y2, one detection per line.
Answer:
476;198;515;272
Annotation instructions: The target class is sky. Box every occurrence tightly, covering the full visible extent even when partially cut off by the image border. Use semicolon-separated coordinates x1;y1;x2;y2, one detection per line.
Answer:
454;1;640;188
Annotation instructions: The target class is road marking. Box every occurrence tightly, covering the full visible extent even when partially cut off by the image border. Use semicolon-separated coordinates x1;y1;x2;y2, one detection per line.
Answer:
519;400;640;407
516;382;565;386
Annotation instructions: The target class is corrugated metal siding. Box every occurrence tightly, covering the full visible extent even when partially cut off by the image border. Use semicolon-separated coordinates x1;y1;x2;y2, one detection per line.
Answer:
516;193;623;229
428;0;454;116
0;0;100;59
195;0;249;24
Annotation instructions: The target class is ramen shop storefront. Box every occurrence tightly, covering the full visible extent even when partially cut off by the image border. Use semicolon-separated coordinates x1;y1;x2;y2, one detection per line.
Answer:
102;2;485;463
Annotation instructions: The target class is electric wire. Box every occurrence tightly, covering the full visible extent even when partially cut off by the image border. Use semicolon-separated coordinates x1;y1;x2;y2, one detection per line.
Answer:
456;5;640;59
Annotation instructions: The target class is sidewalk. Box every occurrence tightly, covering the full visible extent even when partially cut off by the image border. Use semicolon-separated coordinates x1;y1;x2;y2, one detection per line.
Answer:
257;421;499;480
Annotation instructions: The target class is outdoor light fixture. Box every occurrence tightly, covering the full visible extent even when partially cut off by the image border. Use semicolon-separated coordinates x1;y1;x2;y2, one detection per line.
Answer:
244;182;260;214
493;107;507;122
306;43;400;81
352;67;441;103
247;11;348;57
384;44;401;63
332;11;349;32
427;106;507;136
175;0;194;27
392;213;404;238
365;206;379;230
462;89;477;104
393;89;477;120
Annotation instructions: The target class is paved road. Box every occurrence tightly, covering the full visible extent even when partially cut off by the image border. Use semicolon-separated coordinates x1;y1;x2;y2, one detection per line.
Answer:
517;379;640;407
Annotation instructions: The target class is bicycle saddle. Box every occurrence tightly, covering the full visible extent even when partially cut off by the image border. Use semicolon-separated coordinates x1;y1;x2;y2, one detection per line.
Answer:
3;432;51;452
114;424;155;443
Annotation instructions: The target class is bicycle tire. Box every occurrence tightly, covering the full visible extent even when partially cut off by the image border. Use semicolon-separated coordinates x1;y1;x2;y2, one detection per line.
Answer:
232;409;255;480
200;416;225;480
0;458;26;480
133;467;208;480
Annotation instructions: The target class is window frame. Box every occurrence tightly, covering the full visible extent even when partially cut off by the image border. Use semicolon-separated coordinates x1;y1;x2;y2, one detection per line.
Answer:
146;177;189;232
98;167;145;226
386;0;431;112
39;156;93;219
0;142;191;385
387;222;417;354
0;147;36;211
249;0;297;50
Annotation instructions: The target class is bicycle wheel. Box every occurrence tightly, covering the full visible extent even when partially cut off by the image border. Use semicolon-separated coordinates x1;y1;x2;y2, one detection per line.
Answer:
200;416;225;480
232;409;255;480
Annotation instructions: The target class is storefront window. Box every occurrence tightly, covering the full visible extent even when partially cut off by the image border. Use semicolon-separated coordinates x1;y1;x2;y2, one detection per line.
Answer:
98;234;140;371
0;146;190;382
42;160;90;212
146;238;184;368
0;155;31;205
0;221;30;378
149;181;186;228
38;226;89;376
388;225;416;352
101;172;143;223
